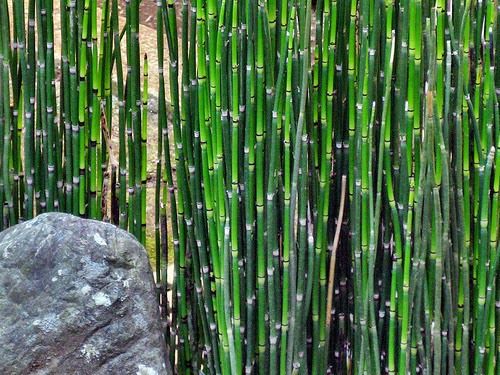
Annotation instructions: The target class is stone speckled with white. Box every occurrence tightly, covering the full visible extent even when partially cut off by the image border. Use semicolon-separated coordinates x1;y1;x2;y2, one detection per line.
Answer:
0;213;170;374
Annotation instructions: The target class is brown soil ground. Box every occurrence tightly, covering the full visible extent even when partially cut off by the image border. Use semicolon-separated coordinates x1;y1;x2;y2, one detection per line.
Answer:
115;0;160;29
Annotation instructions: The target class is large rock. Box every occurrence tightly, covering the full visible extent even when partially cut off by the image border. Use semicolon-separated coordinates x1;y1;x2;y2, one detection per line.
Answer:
0;213;170;374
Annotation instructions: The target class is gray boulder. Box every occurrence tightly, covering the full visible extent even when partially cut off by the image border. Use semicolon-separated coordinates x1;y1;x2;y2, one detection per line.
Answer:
0;213;170;374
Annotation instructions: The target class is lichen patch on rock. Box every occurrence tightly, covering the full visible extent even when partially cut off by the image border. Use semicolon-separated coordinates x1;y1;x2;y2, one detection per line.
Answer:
92;292;112;307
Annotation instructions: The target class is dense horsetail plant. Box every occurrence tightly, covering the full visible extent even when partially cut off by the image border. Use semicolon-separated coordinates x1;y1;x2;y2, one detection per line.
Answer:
0;0;499;374
0;0;147;242
160;0;499;373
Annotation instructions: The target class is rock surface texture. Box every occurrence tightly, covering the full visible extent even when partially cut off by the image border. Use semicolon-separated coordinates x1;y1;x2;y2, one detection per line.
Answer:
0;213;170;374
